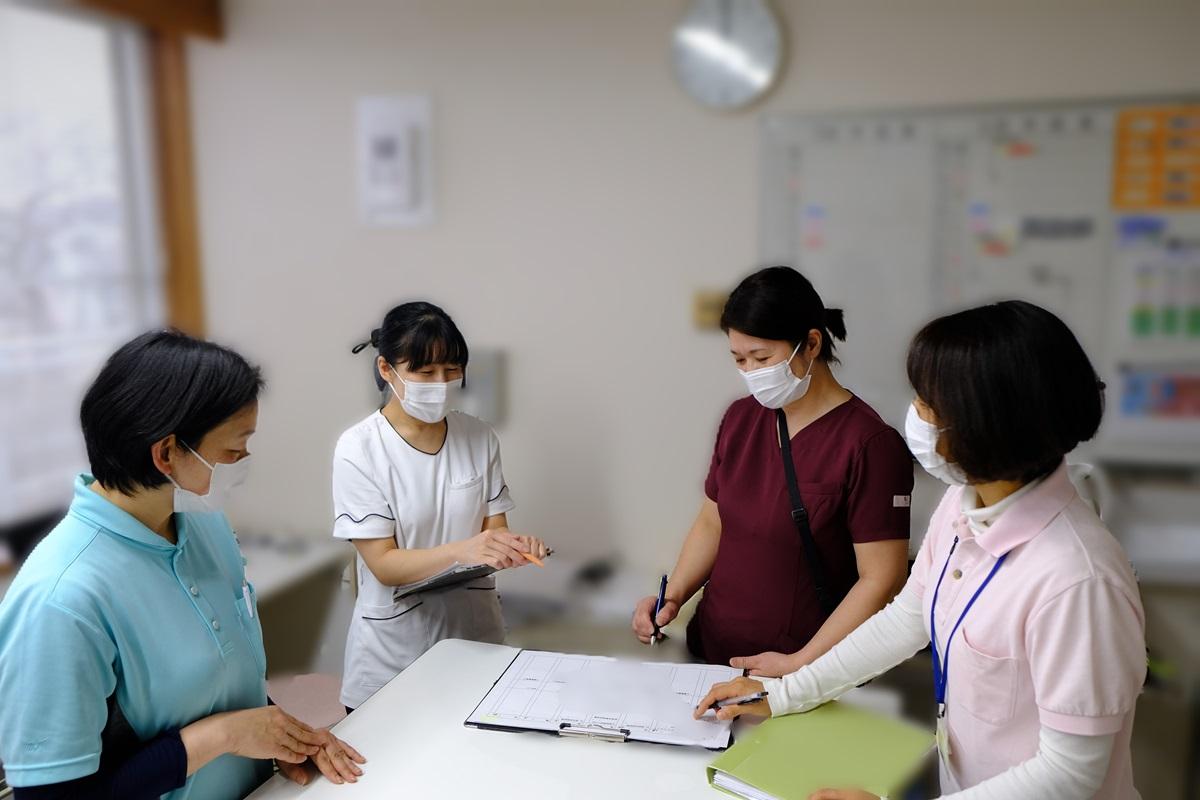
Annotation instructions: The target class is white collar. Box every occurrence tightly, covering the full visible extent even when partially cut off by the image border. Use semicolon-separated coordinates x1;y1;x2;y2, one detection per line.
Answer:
960;476;1044;537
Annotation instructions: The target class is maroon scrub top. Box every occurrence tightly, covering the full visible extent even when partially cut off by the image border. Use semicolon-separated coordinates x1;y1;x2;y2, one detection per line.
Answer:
687;395;914;667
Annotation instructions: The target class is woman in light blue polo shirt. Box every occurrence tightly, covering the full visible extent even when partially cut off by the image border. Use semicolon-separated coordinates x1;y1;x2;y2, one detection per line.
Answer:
0;331;365;799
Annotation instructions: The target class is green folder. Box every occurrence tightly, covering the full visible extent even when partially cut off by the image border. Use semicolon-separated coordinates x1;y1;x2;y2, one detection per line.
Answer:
707;701;934;800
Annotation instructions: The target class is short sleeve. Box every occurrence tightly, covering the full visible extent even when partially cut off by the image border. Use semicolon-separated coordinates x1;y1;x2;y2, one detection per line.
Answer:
1026;578;1146;735
845;429;915;543
331;435;396;540
484;428;516;517
703;409;731;502
0;600;116;786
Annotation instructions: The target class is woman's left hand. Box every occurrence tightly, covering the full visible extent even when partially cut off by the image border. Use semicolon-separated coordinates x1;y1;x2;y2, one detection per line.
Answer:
730;650;801;678
808;790;880;800
277;729;366;786
513;534;549;562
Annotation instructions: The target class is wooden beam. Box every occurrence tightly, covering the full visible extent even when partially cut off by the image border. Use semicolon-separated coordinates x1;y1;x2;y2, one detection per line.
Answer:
78;0;223;40
150;31;206;336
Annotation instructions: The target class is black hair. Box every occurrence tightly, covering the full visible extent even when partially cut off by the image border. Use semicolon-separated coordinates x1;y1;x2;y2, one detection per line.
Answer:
352;301;469;390
905;300;1105;484
719;266;847;363
80;330;264;495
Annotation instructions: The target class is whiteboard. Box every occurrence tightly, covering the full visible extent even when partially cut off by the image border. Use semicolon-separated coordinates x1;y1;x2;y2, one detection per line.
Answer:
759;97;1200;465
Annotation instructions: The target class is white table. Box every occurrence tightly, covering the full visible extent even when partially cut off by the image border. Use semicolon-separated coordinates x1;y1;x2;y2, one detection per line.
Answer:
248;639;742;799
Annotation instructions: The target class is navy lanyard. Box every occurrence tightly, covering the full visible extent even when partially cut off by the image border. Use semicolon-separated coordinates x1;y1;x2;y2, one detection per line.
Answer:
929;535;1008;718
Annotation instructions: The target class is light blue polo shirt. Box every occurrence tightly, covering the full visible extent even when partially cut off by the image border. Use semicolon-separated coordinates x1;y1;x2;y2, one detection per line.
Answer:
0;475;274;798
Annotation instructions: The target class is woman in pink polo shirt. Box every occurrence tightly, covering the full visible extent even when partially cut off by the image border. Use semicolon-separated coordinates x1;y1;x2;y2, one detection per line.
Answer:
698;300;1146;800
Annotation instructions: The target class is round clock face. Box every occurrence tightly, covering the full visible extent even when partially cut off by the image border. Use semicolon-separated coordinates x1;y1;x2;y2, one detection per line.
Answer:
672;0;783;111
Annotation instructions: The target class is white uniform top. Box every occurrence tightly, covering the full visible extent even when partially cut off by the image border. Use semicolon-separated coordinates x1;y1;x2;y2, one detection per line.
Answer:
332;409;515;708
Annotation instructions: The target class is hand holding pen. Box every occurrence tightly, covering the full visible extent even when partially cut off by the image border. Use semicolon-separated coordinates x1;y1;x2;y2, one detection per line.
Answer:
693;677;772;721
651;574;667;646
632;574;679;645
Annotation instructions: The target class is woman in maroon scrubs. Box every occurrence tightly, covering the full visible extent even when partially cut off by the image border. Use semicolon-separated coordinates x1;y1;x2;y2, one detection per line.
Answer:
632;267;914;677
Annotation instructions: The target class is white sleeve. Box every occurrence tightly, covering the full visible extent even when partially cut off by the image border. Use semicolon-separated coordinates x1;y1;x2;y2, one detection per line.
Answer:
760;579;928;716
332;436;396;540
484;427;515;517
939;727;1114;800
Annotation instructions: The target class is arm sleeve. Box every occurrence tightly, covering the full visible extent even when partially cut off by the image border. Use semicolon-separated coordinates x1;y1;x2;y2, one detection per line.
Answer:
703;408;731;503
0;601;116;786
484;428;515;517
760;578;928;716
939;727;1115;800
1025;577;1146;735
331;436;396;540
12;730;187;800
846;430;915;543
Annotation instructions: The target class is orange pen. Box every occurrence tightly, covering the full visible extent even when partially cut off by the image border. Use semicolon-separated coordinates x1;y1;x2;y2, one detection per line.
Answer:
518;546;554;567
519;551;546;568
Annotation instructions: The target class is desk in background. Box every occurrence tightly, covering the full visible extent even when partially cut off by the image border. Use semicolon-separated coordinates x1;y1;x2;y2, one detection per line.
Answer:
240;535;351;676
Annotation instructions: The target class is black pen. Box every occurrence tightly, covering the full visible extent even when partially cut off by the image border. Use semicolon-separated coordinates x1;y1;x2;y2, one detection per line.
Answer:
708;690;769;710
651;574;667;646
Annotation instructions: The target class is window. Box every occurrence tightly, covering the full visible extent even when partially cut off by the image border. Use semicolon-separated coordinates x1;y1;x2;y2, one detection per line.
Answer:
0;2;163;531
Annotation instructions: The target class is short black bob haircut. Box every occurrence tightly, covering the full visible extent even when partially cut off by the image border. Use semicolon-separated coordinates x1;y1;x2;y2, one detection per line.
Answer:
719;266;847;363
906;300;1105;485
80;330;264;496
352;301;469;391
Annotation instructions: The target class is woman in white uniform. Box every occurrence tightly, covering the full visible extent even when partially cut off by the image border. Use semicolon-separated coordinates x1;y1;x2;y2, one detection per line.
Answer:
333;302;548;711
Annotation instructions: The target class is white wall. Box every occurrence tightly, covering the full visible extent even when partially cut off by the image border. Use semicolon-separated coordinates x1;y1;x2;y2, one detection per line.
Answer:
188;0;1200;572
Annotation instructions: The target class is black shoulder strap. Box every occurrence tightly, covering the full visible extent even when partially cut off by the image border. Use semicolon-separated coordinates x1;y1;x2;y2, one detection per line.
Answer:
776;409;835;616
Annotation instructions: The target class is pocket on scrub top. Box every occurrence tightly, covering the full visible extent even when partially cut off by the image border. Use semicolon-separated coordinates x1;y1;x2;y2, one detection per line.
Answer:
448;474;483;491
791;481;844;538
354;596;429;688
955;629;1019;725
360;595;425;622
446;474;486;533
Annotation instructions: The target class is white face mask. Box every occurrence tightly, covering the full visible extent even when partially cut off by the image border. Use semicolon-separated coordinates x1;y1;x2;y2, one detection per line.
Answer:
387;368;461;424
904;403;968;486
741;342;815;409
167;443;251;514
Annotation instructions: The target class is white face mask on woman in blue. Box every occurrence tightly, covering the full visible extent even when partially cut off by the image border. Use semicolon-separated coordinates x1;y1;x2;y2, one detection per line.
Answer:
167;442;252;514
904;402;968;486
741;341;816;409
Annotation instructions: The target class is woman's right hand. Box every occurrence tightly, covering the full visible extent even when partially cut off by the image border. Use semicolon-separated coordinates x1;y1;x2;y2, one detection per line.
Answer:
456;529;532;570
693;676;772;721
632;595;680;644
219;706;324;764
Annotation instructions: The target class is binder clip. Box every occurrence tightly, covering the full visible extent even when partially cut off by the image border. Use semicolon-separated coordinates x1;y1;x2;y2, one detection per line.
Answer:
557;723;630;743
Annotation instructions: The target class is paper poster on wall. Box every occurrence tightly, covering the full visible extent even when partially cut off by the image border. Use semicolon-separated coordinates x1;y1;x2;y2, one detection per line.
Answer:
356;94;434;227
1112;105;1200;210
1114;215;1200;342
1110;363;1200;446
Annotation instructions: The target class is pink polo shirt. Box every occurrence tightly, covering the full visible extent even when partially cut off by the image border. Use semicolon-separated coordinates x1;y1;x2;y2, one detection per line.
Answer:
910;461;1145;797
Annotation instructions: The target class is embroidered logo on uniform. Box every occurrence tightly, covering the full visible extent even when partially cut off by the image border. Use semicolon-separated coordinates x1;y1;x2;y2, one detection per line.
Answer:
893;495;912;508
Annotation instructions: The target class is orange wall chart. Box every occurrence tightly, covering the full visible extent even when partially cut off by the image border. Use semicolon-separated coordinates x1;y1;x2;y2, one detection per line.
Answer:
1113;105;1200;210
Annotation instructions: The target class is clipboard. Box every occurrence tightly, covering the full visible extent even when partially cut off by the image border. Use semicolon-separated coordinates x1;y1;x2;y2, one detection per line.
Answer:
463;649;741;750
392;563;496;600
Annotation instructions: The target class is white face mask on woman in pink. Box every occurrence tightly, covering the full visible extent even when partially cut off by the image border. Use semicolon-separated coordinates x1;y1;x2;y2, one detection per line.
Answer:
904;403;967;486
